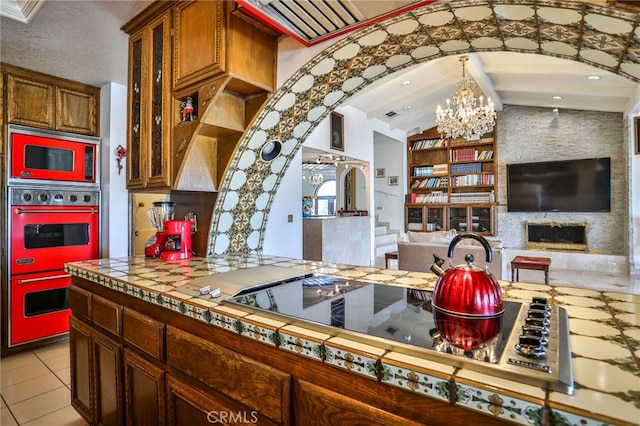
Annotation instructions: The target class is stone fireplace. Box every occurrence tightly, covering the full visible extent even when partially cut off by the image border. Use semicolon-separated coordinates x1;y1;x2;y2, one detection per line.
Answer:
526;222;587;251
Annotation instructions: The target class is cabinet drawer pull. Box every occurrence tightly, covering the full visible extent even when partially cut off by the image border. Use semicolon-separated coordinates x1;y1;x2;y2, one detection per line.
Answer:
176;138;187;158
201;84;216;107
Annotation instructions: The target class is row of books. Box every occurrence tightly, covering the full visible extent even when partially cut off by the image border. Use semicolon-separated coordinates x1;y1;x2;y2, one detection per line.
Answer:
411;176;448;188
413;163;447;176
449;133;494;145
411;138;446;150
410;191;449;203
450;173;494;187
450;162;483;175
450;191;495;203
450;148;494;162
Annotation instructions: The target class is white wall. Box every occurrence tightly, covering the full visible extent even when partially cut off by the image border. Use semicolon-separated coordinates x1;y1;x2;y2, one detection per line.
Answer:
264;104;405;264
262;149;303;258
100;83;129;257
374;132;405;235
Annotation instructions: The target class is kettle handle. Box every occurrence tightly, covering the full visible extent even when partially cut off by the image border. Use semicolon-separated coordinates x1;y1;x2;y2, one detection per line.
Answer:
447;233;492;263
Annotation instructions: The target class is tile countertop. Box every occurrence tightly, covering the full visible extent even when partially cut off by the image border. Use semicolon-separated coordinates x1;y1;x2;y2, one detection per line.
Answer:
65;255;640;426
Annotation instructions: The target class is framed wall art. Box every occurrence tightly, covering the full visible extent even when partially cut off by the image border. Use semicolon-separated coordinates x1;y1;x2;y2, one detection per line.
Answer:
330;111;344;151
388;176;399;186
375;168;386;178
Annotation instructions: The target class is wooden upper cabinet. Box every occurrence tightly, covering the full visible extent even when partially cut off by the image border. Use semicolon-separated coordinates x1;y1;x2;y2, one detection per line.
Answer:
173;0;224;91
125;10;172;190
2;63;99;136
122;0;277;191
172;0;276;93
6;73;55;128
57;86;98;135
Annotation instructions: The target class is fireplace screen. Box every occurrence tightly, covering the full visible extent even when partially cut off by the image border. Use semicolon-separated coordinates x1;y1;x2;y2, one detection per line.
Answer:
526;222;587;251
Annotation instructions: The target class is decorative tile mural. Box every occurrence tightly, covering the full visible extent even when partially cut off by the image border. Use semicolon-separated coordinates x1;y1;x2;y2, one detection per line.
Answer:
207;0;640;256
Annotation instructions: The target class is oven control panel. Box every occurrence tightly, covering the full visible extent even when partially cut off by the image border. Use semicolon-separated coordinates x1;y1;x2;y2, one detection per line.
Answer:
11;188;100;207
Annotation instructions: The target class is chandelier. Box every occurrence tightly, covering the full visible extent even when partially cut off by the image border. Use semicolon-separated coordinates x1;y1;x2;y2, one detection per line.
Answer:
435;56;496;140
308;172;324;186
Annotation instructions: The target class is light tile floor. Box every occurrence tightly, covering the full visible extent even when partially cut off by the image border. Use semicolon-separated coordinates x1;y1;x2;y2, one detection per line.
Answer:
1;341;85;426
2;263;639;426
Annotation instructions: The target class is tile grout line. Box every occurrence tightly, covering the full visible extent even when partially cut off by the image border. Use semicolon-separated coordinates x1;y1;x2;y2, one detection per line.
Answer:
2;348;70;426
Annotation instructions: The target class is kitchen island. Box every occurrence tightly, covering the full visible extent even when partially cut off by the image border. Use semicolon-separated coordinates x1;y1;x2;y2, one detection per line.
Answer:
65;255;639;426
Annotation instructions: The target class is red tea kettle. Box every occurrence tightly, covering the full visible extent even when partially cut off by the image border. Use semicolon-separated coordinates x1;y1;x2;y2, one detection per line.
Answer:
430;233;503;317
432;309;503;351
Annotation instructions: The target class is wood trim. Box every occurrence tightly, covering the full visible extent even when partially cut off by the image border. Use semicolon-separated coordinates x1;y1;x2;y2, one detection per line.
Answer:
69;316;93;423
92;294;122;337
121;0;175;34
123;348;166;426
71;276;512;426
123;307;165;360
166;325;291;425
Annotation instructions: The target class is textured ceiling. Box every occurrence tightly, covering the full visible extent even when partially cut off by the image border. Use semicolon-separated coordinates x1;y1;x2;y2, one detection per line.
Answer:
0;0;153;87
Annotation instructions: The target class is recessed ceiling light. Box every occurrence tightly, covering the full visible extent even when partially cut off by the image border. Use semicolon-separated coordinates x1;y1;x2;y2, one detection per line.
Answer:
401;80;411;86
403;106;412;111
587;75;601;80
553;96;562;100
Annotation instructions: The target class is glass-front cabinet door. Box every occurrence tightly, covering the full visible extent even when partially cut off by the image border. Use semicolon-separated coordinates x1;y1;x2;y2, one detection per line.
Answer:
405;205;446;232
471;205;493;234
448;206;469;233
406;206;424;231
426;207;445;231
126;10;171;189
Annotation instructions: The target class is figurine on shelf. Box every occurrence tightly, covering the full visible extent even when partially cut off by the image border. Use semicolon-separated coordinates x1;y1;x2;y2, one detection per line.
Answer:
181;96;195;122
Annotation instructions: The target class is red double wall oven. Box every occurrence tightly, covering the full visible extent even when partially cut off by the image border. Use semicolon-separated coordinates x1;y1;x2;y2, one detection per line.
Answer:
6;125;100;347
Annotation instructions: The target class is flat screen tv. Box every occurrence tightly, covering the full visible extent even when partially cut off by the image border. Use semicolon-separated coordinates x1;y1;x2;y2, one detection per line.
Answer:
506;157;611;212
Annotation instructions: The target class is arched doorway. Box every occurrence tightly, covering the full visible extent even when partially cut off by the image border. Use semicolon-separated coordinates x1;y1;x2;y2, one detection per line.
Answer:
208;0;640;255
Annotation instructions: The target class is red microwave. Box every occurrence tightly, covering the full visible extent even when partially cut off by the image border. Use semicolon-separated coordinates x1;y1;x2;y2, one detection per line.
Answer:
8;125;100;186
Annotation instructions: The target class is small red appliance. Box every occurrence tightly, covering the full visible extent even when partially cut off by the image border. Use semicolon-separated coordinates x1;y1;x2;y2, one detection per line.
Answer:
159;220;192;260
145;200;174;257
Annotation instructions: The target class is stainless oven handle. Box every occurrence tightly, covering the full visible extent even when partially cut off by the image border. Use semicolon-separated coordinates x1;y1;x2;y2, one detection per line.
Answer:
15;208;99;214
17;273;71;284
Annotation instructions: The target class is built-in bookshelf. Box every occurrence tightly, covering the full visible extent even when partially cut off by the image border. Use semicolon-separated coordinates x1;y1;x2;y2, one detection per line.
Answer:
405;125;497;235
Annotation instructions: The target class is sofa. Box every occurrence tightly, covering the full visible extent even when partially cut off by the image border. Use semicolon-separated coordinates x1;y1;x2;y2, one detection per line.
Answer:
397;230;504;280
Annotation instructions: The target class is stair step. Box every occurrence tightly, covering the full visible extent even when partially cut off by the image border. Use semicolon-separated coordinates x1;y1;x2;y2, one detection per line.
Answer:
375;233;397;246
375;226;388;235
375;243;398;257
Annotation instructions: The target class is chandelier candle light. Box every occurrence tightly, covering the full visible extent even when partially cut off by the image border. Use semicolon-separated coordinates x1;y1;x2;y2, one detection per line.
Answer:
435;56;497;140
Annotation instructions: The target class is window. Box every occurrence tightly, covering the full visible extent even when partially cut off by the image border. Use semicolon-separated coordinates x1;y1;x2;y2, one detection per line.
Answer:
315;180;336;216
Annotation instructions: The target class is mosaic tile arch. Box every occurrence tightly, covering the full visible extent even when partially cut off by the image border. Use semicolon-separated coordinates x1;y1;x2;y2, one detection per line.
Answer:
207;0;640;255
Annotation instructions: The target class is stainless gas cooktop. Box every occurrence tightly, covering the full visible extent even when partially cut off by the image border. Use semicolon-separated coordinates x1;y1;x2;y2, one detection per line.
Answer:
226;274;574;395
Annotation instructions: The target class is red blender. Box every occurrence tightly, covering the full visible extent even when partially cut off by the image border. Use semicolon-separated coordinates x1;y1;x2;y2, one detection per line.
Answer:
144;200;175;257
160;220;192;260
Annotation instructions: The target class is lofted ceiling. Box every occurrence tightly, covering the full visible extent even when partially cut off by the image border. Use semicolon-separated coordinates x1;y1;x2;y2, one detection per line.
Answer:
1;0;639;136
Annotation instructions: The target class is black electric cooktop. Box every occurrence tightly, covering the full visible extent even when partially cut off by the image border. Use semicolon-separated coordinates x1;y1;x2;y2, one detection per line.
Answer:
228;275;521;362
226;274;574;394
